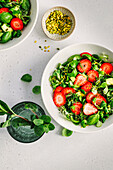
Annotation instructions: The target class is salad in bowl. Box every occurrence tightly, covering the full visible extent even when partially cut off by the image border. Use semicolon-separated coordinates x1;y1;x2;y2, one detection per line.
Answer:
0;0;38;50
41;44;113;133
0;0;31;43
49;52;113;128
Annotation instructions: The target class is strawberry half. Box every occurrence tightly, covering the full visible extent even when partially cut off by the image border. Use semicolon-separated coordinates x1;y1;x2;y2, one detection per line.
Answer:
54;86;63;93
0;8;9;14
62;87;76;96
71;102;82;115
77;59;92;73
74;74;88;86
53;92;66;107
10;18;23;31
100;63;113;74
80;52;92;57
87;70;99;82
86;92;95;103
83;103;98;115
92;94;107;106
81;82;92;92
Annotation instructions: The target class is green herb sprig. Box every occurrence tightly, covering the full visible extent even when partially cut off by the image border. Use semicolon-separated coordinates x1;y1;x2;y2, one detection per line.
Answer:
0;100;55;136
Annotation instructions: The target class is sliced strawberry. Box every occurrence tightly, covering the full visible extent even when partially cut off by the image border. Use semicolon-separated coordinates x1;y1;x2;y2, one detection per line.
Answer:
74;74;88;86
54;86;63;93
80;52;92;57
0;8;9;14
77;59;92;73
81;82;92;92
100;63;113;74
92;94;107;106
10;18;23;31
61;87;76;96
86;92;95;103
53;92;66;107
71;102;82;115
83;103;98;115
87;70;99;82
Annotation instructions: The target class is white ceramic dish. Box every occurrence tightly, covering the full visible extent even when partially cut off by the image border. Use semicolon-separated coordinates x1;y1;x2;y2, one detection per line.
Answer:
0;0;39;51
42;6;76;41
41;43;113;133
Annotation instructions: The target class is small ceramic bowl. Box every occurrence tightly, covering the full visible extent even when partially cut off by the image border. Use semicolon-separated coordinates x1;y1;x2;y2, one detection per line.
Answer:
42;6;76;41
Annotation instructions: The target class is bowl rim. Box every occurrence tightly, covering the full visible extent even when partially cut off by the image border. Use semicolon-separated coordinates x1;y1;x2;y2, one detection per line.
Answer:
0;0;39;51
41;43;113;133
42;6;76;41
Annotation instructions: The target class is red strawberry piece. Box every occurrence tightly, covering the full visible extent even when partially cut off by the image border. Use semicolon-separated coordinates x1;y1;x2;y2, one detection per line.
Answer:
61;87;76;96
71;102;83;115
10;18;23;31
54;86;63;93
83;103;98;115
87;70;99;82
92;94;107;106
74;74;88;86
0;8;9;14
77;59;92;73
86;92;95;103
12;0;19;1
53;92;66;107
81;82;92;92
80;52;92;57
100;63;113;74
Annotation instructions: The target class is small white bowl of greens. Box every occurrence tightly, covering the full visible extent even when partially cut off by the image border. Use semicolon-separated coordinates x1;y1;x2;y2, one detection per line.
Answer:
41;43;113;133
0;0;39;51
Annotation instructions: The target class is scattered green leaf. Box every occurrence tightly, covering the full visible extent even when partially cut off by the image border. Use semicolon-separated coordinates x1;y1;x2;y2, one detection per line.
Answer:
62;128;73;137
21;74;32;82
32;86;41;94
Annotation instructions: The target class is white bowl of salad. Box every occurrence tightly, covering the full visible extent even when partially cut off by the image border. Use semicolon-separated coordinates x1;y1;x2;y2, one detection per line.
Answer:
0;0;39;51
41;43;113;133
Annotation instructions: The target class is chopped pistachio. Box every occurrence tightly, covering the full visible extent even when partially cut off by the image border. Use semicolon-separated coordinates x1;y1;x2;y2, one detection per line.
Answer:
57;48;60;50
44;46;47;49
46;10;72;35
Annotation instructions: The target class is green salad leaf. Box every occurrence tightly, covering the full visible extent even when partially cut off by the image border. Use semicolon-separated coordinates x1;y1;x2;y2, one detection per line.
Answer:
87;114;99;125
62;128;73;137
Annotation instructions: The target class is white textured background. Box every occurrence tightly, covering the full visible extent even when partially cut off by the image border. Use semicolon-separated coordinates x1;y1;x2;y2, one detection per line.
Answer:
1;0;113;170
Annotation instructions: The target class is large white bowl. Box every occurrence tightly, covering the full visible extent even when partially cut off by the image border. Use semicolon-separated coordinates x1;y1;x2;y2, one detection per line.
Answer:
0;0;39;51
41;43;113;133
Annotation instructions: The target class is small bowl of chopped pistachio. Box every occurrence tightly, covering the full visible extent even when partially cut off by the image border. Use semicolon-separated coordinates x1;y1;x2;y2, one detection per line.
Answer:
42;6;76;40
